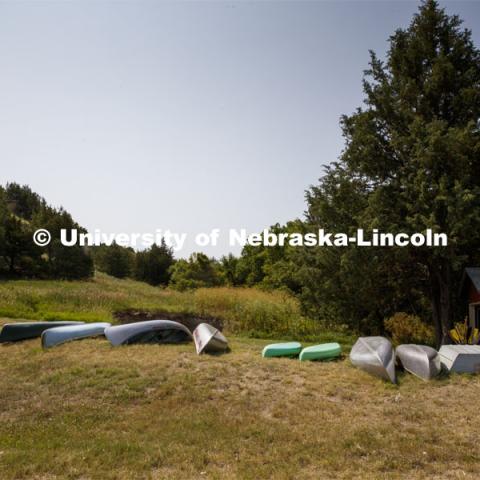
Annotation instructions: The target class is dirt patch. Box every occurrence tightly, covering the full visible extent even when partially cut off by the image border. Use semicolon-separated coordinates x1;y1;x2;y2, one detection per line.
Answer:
113;309;224;332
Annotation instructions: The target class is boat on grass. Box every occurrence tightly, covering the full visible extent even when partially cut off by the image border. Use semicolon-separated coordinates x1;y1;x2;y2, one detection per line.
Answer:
0;321;85;343
439;345;480;374
262;342;302;358
193;323;228;354
299;342;341;362
105;320;192;346
396;344;441;381
350;336;396;383
41;322;111;349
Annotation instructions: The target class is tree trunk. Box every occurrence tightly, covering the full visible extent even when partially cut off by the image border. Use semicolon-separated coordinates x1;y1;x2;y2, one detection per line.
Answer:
429;260;453;348
8;253;15;274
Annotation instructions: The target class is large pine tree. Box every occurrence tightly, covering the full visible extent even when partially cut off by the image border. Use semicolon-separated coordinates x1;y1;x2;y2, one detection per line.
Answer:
303;0;480;345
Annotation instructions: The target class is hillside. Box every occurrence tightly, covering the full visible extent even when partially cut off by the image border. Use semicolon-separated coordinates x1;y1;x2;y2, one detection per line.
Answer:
0;272;352;344
0;326;479;479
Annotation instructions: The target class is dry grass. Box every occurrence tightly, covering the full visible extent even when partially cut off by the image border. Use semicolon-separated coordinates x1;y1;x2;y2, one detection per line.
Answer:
0;273;343;341
1;319;479;479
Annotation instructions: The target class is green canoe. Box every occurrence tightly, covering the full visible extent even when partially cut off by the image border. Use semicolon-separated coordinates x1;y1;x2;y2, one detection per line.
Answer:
299;342;342;362
262;342;302;358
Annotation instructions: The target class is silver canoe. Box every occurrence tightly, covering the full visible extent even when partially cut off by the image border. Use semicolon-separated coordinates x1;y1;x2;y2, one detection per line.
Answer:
396;344;441;381
41;322;111;349
439;345;480;373
193;323;228;354
350;336;396;383
105;320;192;346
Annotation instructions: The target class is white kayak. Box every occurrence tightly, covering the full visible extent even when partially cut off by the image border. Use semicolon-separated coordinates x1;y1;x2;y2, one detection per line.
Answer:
350;336;396;383
193;323;228;354
41;322;111;349
396;344;441;381
105;320;192;346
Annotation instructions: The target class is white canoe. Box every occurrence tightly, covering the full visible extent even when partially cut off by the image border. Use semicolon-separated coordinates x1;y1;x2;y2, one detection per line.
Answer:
193;323;228;354
396;344;441;381
350;336;396;383
439;345;480;373
41;322;111;349
105;320;192;346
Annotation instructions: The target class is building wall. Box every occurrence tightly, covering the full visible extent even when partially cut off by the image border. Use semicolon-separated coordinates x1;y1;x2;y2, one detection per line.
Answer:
469;282;480;304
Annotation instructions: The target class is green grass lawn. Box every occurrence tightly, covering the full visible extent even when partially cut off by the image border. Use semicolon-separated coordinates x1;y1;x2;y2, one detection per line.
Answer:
0;328;479;479
1;277;479;478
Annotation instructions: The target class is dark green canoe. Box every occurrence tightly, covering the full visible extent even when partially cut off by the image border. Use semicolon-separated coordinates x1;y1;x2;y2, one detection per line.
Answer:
262;341;302;358
0;321;84;343
299;342;342;361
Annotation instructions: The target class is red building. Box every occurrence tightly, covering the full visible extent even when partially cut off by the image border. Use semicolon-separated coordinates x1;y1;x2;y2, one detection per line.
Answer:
461;268;480;328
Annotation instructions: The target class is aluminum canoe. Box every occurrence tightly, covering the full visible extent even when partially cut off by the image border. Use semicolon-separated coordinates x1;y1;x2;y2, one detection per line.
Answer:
105;320;192;346
193;323;228;354
0;321;85;343
396;344;441;381
350;336;396;383
41;322;111;349
439;345;480;373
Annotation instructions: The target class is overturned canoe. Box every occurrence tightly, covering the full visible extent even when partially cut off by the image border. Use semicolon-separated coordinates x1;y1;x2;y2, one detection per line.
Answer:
439;345;480;374
350;336;396;383
0;321;85;343
396;344;441;381
299;342;341;362
41;322;111;349
262;341;302;358
193;323;228;354
105;320;192;346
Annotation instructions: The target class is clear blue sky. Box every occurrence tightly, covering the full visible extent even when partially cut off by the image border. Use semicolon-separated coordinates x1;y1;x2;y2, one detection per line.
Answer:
1;1;479;257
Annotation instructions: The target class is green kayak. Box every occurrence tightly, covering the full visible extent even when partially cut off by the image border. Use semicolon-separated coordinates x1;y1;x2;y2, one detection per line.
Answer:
299;342;342;362
262;342;302;358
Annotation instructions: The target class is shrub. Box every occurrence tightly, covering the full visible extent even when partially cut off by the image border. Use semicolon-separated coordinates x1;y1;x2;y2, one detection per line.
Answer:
384;312;435;346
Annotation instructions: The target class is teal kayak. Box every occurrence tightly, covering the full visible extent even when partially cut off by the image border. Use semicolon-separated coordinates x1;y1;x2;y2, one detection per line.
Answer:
262;342;302;358
299;342;341;361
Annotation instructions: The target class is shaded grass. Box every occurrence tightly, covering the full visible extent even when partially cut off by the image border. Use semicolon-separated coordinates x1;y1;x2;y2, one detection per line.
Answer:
0;273;349;342
0;328;479;479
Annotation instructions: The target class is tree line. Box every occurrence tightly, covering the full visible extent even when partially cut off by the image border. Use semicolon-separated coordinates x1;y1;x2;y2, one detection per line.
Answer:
2;2;480;344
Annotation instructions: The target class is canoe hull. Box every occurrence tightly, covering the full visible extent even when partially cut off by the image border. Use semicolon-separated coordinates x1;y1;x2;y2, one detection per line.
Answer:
439;345;480;373
0;321;85;343
105;320;192;346
396;344;440;381
350;336;396;383
299;342;341;362
41;322;111;349
193;323;228;354
262;342;302;358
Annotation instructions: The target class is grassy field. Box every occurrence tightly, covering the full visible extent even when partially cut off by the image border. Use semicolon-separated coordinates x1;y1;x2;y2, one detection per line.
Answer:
0;326;479;479
0;273;351;342
1;276;479;478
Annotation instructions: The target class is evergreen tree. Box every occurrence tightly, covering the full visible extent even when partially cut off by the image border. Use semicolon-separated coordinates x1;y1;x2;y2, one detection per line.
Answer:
301;0;480;344
134;240;175;286
93;243;135;279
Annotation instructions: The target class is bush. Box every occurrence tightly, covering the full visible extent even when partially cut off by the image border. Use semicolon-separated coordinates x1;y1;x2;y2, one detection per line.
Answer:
384;312;435;346
169;253;223;290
